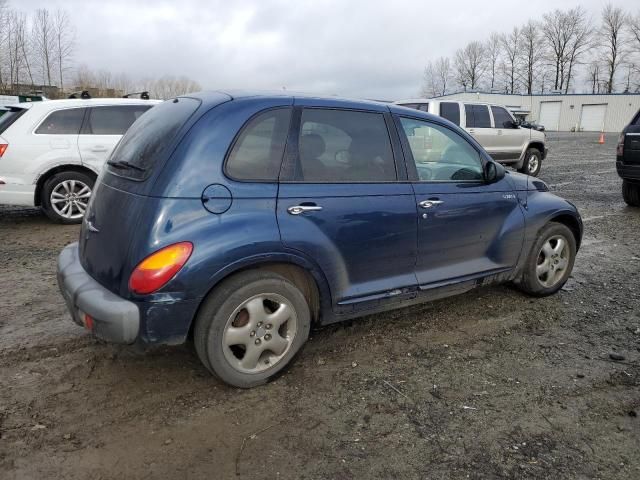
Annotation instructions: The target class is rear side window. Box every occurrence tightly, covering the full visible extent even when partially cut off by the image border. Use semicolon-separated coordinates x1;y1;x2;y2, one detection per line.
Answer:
226;108;291;181
35;108;85;134
296;109;396;182
107;98;200;180
490;106;514;128
439;102;460;126
0;107;27;134
464;104;491;128
84;105;152;135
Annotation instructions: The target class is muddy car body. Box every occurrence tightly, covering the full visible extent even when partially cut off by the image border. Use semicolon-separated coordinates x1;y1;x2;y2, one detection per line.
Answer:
58;91;582;387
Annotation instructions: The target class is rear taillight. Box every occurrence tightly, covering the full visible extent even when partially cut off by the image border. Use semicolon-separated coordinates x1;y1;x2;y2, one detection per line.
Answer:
129;242;193;294
617;133;625;156
0;144;7;157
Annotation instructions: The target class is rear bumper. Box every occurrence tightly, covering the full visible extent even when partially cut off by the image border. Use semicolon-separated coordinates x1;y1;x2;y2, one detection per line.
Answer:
617;161;640;181
0;180;35;206
57;242;140;344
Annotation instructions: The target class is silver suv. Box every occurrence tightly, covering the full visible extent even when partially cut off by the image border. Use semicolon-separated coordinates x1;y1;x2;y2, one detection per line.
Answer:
395;99;547;176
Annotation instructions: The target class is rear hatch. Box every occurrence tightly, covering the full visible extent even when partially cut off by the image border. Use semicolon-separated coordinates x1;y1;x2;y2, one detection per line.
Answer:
79;94;229;295
621;110;640;165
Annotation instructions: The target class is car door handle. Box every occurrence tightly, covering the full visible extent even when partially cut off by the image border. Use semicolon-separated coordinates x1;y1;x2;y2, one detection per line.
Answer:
287;205;323;215
419;200;444;209
497;130;503;135
90;146;109;152
468;128;475;134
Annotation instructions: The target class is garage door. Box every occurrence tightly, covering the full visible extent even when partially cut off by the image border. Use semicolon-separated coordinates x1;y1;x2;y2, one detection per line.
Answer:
579;104;607;132
538;101;562;131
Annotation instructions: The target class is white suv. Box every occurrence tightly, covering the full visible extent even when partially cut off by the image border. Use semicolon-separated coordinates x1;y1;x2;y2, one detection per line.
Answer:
0;98;159;223
395;99;547;176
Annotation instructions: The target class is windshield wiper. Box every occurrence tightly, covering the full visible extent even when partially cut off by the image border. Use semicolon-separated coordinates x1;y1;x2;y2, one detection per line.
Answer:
107;160;146;172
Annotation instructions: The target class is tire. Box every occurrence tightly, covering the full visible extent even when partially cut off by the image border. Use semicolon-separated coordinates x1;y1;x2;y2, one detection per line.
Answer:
622;180;640;207
194;270;311;388
518;148;542;177
516;222;576;297
41;171;95;224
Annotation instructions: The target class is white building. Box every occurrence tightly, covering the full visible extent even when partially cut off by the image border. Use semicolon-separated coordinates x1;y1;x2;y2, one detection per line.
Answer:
426;91;640;133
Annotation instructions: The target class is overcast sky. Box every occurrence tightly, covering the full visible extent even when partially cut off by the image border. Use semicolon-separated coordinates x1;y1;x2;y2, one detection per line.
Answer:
15;0;640;100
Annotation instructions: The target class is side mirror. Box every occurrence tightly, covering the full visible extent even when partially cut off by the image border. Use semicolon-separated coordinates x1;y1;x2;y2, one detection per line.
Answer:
484;161;506;183
504;120;518;129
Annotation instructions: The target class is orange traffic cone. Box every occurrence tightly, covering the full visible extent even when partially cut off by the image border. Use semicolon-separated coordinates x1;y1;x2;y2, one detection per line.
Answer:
598;132;605;144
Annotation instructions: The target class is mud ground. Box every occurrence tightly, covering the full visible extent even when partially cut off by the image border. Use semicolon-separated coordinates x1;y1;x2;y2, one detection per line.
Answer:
1;133;638;480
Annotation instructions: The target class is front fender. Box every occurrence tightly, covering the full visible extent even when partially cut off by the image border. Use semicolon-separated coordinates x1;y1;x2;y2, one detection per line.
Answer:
515;191;583;273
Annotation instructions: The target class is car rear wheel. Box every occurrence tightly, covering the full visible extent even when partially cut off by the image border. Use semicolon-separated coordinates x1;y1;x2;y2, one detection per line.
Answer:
516;222;576;297
194;270;310;388
41;171;95;224
518;148;542;177
622;180;640;207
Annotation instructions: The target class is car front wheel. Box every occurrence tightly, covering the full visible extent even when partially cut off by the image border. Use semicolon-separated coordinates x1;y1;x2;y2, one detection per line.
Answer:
518;148;542;177
194;270;311;388
41;171;95;224
516;222;576;297
622;180;640;207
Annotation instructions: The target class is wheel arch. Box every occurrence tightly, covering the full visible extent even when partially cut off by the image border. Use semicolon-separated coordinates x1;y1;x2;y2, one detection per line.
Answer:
187;253;333;339
548;213;582;250
34;164;98;206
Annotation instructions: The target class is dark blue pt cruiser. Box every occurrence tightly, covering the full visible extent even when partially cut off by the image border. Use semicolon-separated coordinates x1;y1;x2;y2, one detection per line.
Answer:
57;91;583;388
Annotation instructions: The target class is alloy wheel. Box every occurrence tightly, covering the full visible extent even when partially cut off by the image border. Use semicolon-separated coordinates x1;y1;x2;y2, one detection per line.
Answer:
222;293;298;374
50;180;91;220
536;235;569;288
527;154;539;174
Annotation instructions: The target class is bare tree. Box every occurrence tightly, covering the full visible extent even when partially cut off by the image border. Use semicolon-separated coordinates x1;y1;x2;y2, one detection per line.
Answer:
151;75;201;99
542;9;572;91
420;57;451;97
0;0;8;90
73;63;95;89
599;4;629;93
500;27;520;93
454;41;486;91
485;32;502;90
53;9;74;95
519;20;544;94
563;7;592;93
587;61;602;93
31;8;55;86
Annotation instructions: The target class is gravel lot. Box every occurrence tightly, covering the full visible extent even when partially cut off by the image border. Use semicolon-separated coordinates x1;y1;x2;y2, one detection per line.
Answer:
1;132;639;480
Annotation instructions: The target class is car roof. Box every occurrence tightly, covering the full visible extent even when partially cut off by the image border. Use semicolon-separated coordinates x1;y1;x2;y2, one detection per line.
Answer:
187;90;394;111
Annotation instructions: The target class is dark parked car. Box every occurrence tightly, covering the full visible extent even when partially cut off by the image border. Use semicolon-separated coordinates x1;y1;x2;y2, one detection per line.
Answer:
57;92;583;388
616;109;640;206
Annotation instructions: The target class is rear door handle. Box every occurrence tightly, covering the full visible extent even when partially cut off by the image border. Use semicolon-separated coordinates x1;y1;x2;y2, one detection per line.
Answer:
419;200;444;209
287;205;323;215
90;146;109;152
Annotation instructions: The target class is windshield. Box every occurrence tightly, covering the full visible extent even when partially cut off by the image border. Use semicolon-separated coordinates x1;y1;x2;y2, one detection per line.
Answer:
106;98;201;181
0;107;27;134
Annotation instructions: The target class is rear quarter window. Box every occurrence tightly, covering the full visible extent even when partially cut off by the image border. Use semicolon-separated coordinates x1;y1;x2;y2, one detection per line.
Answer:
225;108;292;181
35;108;85;135
106;98;200;181
0;107;28;134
